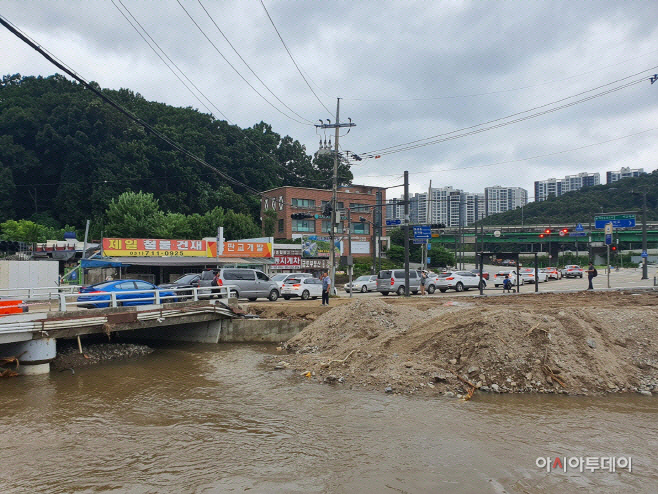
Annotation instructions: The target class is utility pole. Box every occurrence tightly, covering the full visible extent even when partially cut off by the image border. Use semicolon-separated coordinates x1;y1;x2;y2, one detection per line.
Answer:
347;209;353;298
642;191;648;279
315;98;356;295
404;171;410;296
376;190;382;274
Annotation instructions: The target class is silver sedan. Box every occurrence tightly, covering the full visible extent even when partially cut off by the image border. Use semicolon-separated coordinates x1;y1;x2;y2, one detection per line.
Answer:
344;275;378;293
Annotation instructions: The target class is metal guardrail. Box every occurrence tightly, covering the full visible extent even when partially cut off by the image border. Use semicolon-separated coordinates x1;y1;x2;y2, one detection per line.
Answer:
57;285;236;312
0;285;83;301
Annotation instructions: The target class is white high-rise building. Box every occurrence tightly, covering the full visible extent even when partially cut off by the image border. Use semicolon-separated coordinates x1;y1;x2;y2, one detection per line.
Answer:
535;172;600;202
485;186;528;216
606;167;645;184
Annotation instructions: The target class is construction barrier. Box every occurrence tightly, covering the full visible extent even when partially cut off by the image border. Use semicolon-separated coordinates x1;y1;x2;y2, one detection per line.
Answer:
0;300;26;315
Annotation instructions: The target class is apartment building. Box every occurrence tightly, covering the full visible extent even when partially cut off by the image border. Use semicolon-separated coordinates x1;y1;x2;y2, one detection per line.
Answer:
484;186;528;216
606;167;645;184
535;172;600;201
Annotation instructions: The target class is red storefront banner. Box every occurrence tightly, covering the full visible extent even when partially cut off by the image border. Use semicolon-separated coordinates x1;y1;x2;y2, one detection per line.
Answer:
103;238;206;257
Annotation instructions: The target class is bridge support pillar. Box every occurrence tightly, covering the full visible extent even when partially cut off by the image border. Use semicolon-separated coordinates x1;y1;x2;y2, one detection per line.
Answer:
0;338;56;375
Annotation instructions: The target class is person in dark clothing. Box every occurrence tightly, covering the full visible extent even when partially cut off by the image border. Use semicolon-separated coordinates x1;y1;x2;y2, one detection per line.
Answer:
585;262;596;290
321;272;331;306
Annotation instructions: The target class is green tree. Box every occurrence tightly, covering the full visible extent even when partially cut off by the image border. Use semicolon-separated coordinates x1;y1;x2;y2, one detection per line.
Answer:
105;191;162;237
262;209;278;237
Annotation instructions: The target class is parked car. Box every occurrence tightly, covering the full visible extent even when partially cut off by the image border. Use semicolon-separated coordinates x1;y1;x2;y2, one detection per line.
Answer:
500;259;516;267
470;269;489;280
436;271;485;292
158;273;201;299
519;268;548;284
493;270;517;287
271;273;313;291
281;277;323;300
561;265;584;278
544;267;561;280
344;275;378;293
78;279;177;308
424;272;442;294
197;268;280;301
376;269;422;296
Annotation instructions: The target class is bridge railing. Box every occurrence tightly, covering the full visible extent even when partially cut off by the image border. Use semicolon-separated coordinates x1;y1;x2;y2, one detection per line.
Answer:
0;285;83;302
57;285;236;312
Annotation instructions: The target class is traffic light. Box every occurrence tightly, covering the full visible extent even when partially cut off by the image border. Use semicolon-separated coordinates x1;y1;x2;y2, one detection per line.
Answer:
544;228;551;234
611;246;617;251
561;228;569;234
539;233;545;238
290;213;313;220
323;203;333;217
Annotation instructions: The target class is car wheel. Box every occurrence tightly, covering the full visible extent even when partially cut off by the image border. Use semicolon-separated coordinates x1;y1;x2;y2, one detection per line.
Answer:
301;290;310;300
412;291;418;295
381;291;389;296
248;298;257;301
283;296;290;300
230;289;239;299
455;282;464;292
427;285;435;294
439;288;447;293
397;286;405;296
361;285;367;293
268;289;279;302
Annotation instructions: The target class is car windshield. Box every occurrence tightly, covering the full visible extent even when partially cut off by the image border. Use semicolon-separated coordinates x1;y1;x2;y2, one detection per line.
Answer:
284;278;301;284
174;274;198;284
271;274;287;281
90;281;117;290
378;270;392;279
438;273;453;278
355;276;371;281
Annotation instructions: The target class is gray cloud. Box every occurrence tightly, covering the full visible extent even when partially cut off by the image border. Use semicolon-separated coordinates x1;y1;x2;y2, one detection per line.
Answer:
2;0;657;198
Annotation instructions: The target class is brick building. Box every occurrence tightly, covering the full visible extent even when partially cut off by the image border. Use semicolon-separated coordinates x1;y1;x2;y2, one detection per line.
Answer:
261;185;386;257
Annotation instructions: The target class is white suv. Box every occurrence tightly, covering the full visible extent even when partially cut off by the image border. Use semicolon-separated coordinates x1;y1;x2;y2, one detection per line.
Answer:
270;273;313;291
436;271;485;292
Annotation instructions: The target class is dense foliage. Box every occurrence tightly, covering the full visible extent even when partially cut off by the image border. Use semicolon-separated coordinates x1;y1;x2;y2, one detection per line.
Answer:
0;73;353;237
480;171;658;226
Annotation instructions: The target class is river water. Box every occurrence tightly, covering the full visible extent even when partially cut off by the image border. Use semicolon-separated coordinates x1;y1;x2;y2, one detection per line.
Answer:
1;343;657;493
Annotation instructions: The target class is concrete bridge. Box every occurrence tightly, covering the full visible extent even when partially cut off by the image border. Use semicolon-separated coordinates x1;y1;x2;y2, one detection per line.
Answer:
0;298;306;375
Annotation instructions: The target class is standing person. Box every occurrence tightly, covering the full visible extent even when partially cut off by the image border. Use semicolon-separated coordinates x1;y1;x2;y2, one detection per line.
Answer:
321;272;331;306
420;271;427;296
585;262;597;290
503;274;512;293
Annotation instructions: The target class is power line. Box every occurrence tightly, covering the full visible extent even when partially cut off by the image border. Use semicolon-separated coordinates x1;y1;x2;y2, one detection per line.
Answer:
344;47;658;102
258;0;334;118
175;0;312;126
352;126;658;179
0;15;261;195
196;0;314;125
359;69;655;158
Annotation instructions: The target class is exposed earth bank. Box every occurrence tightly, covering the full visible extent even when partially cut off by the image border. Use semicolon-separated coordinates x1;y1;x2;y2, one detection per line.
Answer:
252;291;658;397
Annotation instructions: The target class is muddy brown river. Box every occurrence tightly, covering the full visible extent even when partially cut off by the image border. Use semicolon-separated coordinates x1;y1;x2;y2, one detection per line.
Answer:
1;343;657;493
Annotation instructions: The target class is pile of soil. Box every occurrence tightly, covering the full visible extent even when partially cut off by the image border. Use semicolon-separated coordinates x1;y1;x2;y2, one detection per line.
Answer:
51;342;154;371
269;291;658;397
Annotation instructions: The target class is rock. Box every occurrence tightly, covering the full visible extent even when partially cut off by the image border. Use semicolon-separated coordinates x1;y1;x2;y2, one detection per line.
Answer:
324;375;339;384
456;394;463;399
510;381;517;387
444;391;455;398
586;338;596;349
525;372;533;380
475;381;482;388
480;385;490;392
404;362;413;368
433;373;448;382
449;359;458;365
385;386;393;393
274;361;290;370
639;390;652;396
468;366;479;375
491;383;500;393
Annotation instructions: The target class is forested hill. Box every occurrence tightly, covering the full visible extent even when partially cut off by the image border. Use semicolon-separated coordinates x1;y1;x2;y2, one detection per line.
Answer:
0;73;351;228
480;170;658;226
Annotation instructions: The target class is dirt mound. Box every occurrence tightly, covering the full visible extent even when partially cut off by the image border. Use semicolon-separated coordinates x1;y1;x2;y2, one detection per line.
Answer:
274;292;658;397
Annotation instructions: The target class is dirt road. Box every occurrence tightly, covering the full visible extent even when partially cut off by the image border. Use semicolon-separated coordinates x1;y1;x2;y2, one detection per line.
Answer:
250;290;658;397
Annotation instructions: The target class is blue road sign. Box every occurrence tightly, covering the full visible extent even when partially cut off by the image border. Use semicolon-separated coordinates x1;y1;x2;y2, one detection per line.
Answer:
605;234;612;245
575;223;584;232
641;250;648;258
413;226;431;239
386;219;401;226
427;243;431;250
594;214;636;229
426;257;431;264
413;239;428;245
569;232;587;237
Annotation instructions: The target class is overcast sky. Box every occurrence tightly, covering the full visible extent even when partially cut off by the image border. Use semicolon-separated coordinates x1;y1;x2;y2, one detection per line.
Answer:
2;1;658;198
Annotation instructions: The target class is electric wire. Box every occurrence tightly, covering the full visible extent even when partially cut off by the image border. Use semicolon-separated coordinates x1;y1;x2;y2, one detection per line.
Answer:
344;47;658;102
175;0;312;126
258;0;334;118
196;0;314;125
0;15;261;195
112;0;230;122
359;66;658;157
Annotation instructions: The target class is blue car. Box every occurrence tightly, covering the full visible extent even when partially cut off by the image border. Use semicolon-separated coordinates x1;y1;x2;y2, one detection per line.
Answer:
77;279;178;308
